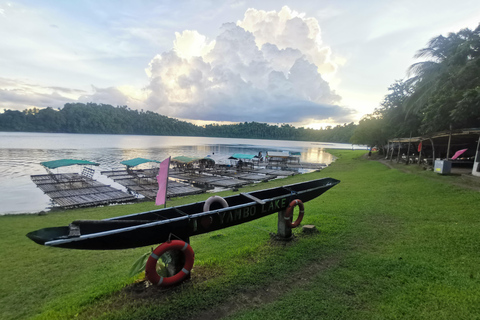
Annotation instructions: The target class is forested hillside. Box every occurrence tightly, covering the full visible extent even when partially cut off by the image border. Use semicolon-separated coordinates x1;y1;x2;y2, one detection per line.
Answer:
0;103;356;143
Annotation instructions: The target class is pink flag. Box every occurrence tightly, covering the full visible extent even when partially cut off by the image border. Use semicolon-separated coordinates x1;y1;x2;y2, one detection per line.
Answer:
155;157;170;206
451;149;467;160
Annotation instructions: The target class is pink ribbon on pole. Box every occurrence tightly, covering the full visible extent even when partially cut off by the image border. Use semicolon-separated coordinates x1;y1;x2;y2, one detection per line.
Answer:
155;157;170;206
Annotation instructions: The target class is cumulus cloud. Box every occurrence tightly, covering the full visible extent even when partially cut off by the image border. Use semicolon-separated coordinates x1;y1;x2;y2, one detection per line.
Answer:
0;78;146;112
0;78;79;111
78;85;149;110
145;6;352;123
1;6;354;125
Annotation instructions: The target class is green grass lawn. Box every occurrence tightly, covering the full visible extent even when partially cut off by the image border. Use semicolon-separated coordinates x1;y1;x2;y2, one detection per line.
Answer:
1;150;479;319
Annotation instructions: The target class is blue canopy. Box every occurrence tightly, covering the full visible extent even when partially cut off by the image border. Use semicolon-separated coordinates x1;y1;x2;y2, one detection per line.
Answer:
120;158;160;168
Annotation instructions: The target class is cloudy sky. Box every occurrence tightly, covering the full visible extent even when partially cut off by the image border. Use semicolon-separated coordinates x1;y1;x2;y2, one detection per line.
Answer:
1;0;479;128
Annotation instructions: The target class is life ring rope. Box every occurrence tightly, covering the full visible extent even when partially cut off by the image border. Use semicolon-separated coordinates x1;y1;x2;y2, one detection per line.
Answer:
145;240;195;287
284;199;304;228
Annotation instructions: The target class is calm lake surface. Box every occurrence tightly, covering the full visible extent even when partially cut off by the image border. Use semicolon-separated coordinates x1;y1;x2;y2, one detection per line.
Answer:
0;132;365;215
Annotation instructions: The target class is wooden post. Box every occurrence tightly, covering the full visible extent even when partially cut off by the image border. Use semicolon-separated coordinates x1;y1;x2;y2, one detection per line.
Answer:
277;209;292;239
406;132;412;165
429;138;435;166
396;143;401;163
166;236;190;279
418;141;423;165
446;127;452;160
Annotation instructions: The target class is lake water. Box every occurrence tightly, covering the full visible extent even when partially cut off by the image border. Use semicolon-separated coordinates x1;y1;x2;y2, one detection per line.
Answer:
0;132;364;215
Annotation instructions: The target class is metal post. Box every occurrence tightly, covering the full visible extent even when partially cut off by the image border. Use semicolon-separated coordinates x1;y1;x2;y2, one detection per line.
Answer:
277;209;292;239
473;135;480;176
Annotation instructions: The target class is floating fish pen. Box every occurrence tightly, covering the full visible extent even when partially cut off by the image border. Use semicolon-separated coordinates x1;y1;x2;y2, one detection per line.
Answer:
252;168;298;176
101;169;205;200
101;157;205;200
168;172;250;189
31;160;136;209
280;162;328;170
220;172;277;182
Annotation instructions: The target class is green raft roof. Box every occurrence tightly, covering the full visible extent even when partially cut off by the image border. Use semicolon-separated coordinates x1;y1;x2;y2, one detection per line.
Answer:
172;156;215;164
120;157;160;168
41;159;100;169
230;153;256;160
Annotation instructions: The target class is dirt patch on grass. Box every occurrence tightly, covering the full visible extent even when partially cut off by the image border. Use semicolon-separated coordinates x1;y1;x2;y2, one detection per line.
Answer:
85;234;342;320
181;254;341;320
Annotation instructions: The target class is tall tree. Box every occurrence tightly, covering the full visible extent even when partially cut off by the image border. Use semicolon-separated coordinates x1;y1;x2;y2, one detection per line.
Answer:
403;25;480;133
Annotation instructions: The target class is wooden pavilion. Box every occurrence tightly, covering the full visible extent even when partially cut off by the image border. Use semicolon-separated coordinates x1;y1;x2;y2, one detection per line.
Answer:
387;128;480;176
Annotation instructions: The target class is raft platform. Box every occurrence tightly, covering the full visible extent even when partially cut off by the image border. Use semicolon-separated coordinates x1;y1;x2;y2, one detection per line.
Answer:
101;169;204;199
266;162;327;170
30;173;136;209
168;172;250;188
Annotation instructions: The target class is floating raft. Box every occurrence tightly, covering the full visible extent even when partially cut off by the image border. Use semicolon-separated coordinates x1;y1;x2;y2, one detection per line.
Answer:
101;169;204;199
284;162;327;169
220;172;277;182
169;172;250;188
30;173;135;209
252;168;297;176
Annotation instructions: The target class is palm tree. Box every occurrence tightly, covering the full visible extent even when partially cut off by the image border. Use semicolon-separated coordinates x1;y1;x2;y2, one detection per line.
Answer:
403;25;480;131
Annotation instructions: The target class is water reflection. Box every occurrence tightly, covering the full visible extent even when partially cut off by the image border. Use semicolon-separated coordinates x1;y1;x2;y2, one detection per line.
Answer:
0;132;364;215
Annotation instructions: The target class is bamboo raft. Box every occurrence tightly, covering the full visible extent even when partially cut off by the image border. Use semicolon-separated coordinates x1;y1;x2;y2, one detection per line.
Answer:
101;169;205;199
31;173;136;209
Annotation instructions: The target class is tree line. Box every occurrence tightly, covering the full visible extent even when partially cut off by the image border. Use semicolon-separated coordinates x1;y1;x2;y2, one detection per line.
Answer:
350;24;480;151
0;102;356;143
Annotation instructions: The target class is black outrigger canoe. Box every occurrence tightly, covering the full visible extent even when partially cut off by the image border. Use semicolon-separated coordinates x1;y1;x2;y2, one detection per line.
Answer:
27;178;340;250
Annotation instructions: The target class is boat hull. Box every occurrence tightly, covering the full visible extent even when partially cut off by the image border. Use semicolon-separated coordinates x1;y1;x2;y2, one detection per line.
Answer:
26;178;340;250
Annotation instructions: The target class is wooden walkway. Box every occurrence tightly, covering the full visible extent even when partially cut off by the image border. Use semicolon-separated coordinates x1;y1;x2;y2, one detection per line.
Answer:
101;169;204;200
31;173;136;209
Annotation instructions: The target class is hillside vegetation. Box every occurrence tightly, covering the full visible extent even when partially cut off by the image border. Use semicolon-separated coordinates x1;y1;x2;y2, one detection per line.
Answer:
0;103;355;143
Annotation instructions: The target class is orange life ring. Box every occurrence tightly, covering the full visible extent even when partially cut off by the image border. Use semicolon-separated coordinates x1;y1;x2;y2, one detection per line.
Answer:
145;240;195;287
203;195;229;212
284;199;304;228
